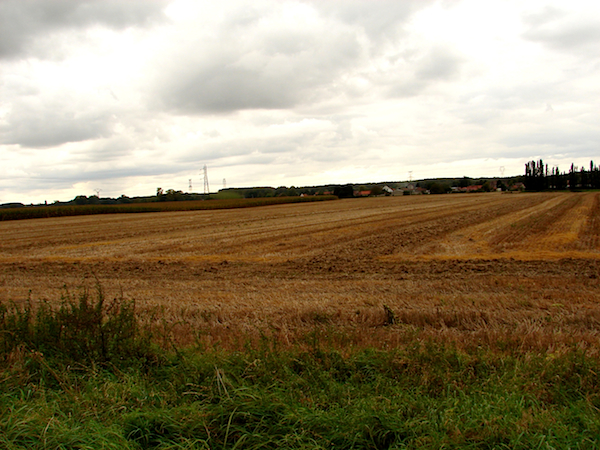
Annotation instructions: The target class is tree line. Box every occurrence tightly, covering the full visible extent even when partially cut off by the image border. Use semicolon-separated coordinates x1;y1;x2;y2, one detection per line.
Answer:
524;160;600;191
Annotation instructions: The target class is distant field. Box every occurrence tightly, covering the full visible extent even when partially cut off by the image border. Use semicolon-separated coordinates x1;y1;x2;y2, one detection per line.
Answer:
0;195;336;221
1;191;598;352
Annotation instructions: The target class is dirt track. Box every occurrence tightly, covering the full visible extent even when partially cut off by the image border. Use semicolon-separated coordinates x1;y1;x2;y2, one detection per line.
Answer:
1;192;599;351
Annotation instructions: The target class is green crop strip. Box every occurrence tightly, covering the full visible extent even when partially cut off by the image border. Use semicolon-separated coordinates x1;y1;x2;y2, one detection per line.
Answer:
0;196;338;221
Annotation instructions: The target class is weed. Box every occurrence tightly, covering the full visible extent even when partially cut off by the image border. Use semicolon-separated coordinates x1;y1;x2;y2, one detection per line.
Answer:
0;286;156;368
383;304;396;326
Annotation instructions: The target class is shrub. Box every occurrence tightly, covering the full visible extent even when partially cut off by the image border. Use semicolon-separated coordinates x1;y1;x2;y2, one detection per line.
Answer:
0;287;155;367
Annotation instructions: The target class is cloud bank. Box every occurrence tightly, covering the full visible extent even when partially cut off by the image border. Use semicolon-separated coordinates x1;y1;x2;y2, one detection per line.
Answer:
1;0;599;203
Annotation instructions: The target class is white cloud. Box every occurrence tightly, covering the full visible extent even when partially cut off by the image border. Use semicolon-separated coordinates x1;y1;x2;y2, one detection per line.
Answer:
0;0;599;204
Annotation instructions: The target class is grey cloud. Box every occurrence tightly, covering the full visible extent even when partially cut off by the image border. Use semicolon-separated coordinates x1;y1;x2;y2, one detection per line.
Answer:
500;129;600;151
175;116;347;167
455;79;576;127
155;19;362;114
312;0;435;44
386;79;426;98
20;169;171;199
384;46;465;98
260;30;318;56
525;23;600;53
205;129;221;138
160;64;300;113
522;8;600;55
0;105;115;148
415;47;463;81
179;135;303;164
205;151;280;169
176;143;260;165
76;164;184;182
152;0;443;115
71;136;136;163
0;0;167;59
15;157;192;194
522;6;566;27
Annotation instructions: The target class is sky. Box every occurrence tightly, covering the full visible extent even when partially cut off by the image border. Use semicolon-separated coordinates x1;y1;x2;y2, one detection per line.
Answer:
1;0;599;204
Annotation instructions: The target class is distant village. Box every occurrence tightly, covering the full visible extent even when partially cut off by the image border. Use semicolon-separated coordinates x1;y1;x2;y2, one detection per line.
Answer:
12;157;600;208
329;180;526;198
6;158;597;209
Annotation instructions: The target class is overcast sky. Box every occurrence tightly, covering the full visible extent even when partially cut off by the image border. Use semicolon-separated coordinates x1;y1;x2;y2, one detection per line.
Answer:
1;0;599;203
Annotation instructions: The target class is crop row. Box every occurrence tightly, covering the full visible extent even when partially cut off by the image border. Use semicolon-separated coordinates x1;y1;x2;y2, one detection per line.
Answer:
0;195;338;221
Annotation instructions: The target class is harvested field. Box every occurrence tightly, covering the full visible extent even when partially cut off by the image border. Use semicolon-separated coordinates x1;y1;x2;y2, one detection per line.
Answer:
1;192;599;353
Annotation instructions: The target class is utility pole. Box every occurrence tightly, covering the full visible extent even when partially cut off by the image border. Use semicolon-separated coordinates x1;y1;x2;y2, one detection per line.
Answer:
202;165;210;194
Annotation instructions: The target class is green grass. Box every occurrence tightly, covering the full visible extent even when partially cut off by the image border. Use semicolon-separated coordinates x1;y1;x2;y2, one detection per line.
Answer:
0;196;337;221
1;291;600;449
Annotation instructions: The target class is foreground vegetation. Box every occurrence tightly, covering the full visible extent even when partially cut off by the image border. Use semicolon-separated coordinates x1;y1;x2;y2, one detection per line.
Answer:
0;195;336;221
1;290;599;449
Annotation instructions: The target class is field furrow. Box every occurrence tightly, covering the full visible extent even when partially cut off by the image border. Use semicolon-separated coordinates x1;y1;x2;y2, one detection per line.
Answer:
1;192;599;353
575;192;600;251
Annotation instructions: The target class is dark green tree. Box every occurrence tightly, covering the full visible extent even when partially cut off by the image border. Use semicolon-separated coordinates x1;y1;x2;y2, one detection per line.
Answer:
74;195;88;205
333;185;354;198
429;182;447;194
370;186;383;196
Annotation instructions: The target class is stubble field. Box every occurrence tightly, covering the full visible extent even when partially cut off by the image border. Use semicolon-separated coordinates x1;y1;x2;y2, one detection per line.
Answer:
2;191;599;354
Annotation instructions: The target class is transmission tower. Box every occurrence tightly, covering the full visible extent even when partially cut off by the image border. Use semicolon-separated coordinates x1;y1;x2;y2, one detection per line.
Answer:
408;171;413;182
223;178;227;190
189;179;192;192
499;166;505;178
202;165;210;194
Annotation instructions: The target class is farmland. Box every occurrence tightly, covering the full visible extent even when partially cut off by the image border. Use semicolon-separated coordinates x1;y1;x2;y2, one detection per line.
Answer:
0;195;336;221
1;191;599;351
1;191;600;448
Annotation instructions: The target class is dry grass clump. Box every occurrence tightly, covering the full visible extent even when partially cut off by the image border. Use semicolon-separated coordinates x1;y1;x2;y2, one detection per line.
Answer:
124;263;600;356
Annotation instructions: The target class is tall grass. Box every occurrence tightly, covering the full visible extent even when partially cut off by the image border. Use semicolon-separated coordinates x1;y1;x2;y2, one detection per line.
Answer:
0;287;155;367
1;289;600;449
